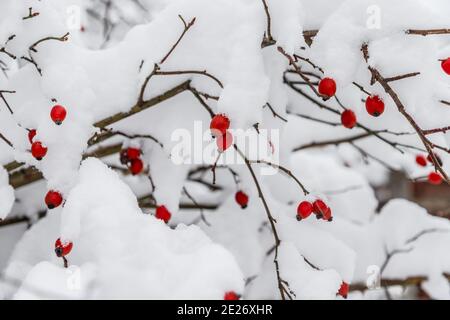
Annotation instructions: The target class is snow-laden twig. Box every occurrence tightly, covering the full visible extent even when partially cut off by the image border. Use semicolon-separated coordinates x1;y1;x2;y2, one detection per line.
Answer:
234;144;294;300
260;0;276;48
361;43;450;185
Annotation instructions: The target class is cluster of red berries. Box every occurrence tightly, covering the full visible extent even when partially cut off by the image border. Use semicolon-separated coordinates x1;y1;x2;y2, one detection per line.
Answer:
54;238;73;258
29;105;67;161
318;77;386;129
415;153;444;185
235;191;249;209
155;205;171;223
210;114;233;152
297;199;332;222
120;147;144;175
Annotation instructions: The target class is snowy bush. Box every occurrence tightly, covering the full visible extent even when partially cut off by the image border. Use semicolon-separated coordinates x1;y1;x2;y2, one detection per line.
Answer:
1;0;450;300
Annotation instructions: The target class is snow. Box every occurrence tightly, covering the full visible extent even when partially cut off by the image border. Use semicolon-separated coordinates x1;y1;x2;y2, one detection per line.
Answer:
2;158;244;299
1;0;450;300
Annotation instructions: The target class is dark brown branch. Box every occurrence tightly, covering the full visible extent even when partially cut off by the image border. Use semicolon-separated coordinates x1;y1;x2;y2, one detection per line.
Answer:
352;82;372;96
293;132;373;152
249;159;309;196
22;7;39;20
406;29;450;36
293;54;324;73
261;0;276;48
0;90;15;114
160;16;196;64
182;187;211;226
97;80;190;128
138;15;195;104
29;33;70;53
20;56;41;75
0;132;13;148
89;129;163;148
155;70;223;88
188;86;215;118
423;126;450;135
350;143;399;172
264;103;288;122
0;35;17;60
287;111;341;127
234;144;289;300
302;30;318;46
278;46;329;100
384;72;420;83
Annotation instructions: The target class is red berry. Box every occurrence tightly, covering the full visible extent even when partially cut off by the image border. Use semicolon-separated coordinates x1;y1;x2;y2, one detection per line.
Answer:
224;291;240;300
235;191;249;209
28;129;37;144
155;205;171;223
126;147;141;160
318;77;336;98
55;238;73;257
341;110;357;129
441;58;450;75
45;190;63;209
338;282;349;299
31;141;48;160
50;105;67;125
129;158;144;175
297;201;313;221
216;131;233;152
365;95;385;117
322;207;333;222
415;155;427;167
428;172;443;185
210;114;230;137
427;153;443;166
313;199;328;219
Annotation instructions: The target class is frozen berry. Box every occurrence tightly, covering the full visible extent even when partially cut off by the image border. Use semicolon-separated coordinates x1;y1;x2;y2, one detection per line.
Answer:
126;147;141;160
28;129;37;144
155;205;171;223
313;199;328;219
441;58;450;75
210;114;230;137
45;190;63;209
224;291;240;300
338;282;349;299
50;105;67;125
322;207;333;222
341;110;357;129
415;155;427;167
297;201;313;221
217;131;233;152
31;141;48;160
365;95;385;117
318;77;336;98
54;238;73;257
129;158;144;175
235;191;249;209
428;172;443;185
